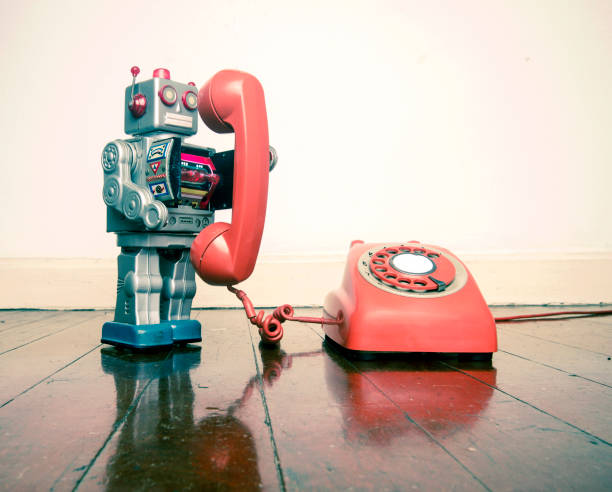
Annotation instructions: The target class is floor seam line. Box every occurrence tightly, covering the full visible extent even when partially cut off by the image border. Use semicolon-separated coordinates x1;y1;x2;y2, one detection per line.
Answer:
0;311;65;334
0;344;102;409
499;349;612;388
306;326;492;491
0;312;105;356
248;323;287;492
439;361;612;447
70;360;165;491
348;359;492;492
501;327;611;356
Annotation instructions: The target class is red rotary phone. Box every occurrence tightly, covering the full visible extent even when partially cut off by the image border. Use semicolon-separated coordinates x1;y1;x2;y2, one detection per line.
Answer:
323;241;498;357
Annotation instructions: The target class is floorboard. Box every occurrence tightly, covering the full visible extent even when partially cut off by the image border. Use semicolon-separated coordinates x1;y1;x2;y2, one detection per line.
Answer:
0;312;109;407
0;311;101;355
497;329;611;386
501;317;611;355
0;306;610;491
0;311;62;334
251;322;489;490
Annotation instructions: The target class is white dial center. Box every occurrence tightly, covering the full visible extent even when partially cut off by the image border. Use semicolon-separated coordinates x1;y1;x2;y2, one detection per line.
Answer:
390;253;435;274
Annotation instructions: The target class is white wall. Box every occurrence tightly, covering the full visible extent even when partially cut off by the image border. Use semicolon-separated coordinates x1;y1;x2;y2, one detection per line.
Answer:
1;0;611;260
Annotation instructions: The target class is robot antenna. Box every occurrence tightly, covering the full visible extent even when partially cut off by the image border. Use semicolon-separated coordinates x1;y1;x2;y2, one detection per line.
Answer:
129;66;140;104
128;66;146;118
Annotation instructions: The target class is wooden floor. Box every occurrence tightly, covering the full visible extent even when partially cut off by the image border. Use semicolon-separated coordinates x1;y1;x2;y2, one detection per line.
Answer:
0;307;610;491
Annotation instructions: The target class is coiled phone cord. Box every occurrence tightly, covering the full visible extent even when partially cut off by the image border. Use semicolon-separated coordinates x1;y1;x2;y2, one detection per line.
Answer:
227;286;343;344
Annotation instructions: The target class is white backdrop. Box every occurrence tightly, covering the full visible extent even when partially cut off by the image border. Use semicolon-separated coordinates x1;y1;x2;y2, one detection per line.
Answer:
1;0;611;259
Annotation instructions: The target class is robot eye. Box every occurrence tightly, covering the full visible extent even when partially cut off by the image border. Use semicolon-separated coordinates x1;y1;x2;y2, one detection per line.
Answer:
158;85;177;106
182;90;198;111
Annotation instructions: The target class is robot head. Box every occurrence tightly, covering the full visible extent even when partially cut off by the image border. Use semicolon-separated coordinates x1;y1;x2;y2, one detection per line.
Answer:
124;67;198;136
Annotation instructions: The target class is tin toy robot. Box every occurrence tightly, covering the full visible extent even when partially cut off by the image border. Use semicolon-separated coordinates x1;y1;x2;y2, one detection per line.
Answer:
101;66;276;349
101;66;217;349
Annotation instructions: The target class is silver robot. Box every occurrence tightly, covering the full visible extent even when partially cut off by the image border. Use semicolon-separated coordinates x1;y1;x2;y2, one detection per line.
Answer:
101;66;219;349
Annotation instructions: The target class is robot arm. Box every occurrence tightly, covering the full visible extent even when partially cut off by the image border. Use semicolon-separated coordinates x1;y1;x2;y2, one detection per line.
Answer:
101;139;168;230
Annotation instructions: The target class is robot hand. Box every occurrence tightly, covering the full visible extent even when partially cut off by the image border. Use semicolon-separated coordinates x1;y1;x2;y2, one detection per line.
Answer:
102;139;168;230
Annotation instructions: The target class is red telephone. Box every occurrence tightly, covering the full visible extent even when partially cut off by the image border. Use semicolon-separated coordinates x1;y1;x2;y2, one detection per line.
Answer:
190;70;270;286
323;240;498;357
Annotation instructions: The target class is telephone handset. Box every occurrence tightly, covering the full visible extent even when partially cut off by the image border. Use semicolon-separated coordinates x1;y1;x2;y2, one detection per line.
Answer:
190;70;270;286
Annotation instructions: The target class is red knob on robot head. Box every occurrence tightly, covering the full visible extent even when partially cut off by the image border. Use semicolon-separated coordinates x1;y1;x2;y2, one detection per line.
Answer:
153;68;171;79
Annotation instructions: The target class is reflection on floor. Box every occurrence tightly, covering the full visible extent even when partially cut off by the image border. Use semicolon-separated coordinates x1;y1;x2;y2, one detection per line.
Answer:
0;307;610;490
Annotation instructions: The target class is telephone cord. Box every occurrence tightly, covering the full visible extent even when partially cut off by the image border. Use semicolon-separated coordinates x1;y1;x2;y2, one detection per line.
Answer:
493;309;612;322
227;286;342;343
228;286;612;343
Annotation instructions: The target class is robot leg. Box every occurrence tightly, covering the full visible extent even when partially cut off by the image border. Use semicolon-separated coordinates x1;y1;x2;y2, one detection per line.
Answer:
102;245;172;349
159;248;201;344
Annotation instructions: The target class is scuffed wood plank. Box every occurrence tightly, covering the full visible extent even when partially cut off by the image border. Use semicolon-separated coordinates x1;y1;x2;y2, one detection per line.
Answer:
0;311;100;354
447;351;612;443
498;328;612;386
251;321;488;491
0;311;109;406
0;310;62;334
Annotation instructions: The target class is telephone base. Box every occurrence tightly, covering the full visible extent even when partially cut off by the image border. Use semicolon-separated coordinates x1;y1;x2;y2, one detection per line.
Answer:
101;320;201;350
323;241;497;355
323;335;493;361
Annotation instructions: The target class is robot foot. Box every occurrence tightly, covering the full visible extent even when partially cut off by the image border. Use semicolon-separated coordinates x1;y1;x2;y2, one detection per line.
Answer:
102;320;201;350
102;322;173;350
168;319;202;345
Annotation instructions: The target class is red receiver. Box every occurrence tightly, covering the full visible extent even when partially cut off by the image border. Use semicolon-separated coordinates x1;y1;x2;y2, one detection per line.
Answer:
190;70;270;285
